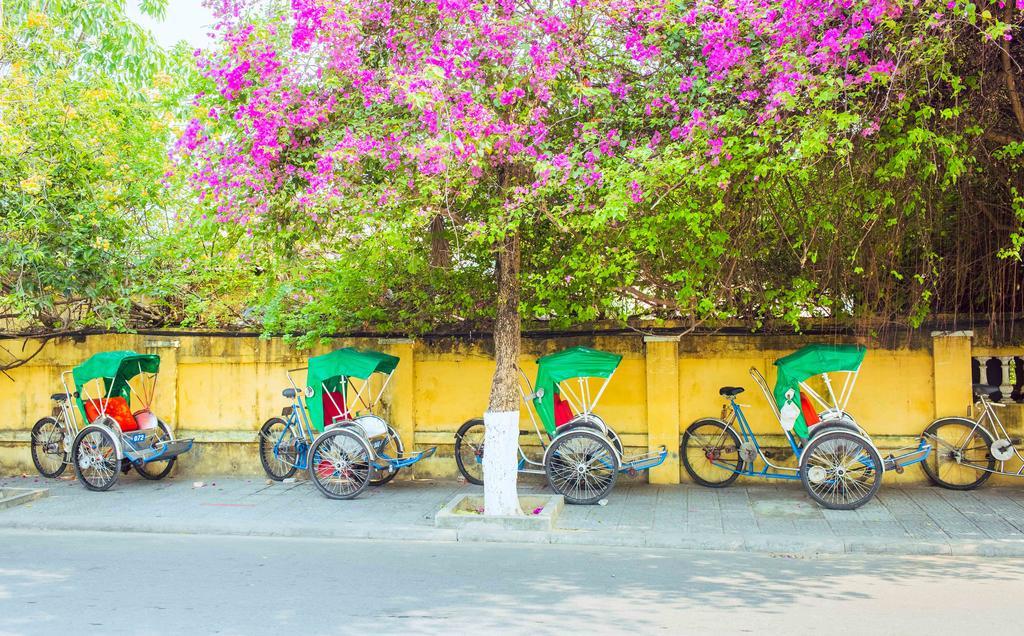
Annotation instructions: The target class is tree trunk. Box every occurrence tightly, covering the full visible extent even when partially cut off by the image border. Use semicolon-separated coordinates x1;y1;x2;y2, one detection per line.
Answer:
483;230;523;516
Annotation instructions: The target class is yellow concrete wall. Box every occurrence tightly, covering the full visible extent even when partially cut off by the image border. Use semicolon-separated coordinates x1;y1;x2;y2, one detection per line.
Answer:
2;330;1020;484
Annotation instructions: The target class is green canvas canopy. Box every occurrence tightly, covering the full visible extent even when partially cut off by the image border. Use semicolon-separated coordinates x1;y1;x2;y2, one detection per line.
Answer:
532;346;622;435
306;348;400;431
773;344;866;438
72;350;160;419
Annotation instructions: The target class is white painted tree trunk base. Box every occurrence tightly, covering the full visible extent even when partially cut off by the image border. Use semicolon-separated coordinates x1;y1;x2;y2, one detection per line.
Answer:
483;410;522;516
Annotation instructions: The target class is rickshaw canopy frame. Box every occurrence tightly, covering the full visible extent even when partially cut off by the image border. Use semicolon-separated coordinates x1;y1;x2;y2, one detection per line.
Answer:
306;347;400;432
772;344;866;438
71;350;161;422
532;346;622;435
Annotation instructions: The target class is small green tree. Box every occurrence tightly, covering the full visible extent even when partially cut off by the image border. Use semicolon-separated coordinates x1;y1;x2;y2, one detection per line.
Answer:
0;1;171;339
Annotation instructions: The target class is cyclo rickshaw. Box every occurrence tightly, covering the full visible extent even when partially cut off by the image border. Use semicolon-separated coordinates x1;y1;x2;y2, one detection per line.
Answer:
29;350;193;491
454;346;667;505
258;347;435;499
681;344;931;510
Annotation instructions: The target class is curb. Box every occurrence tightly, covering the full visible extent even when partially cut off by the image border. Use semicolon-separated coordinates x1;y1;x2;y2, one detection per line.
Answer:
3;517;1024;557
0;487;48;511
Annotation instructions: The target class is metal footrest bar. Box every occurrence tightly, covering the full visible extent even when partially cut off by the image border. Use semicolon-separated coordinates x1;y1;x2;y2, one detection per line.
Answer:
381;445;436;470
129;438;194;464
882;438;931;472
619;446;668;473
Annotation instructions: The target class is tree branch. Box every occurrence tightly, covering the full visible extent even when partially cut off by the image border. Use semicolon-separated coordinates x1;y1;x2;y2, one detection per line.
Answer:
1001;6;1024;135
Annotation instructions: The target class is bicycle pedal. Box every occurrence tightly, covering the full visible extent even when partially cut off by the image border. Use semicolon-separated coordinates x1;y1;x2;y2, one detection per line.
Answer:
886;454;904;474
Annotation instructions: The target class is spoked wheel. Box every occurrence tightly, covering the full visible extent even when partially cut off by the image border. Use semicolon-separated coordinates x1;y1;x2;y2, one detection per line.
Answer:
72;426;120;491
133;420;177;480
31;417;69;478
800;431;883;510
307;428;373;500
454;418;485;486
259;417;301;481
545;430;618;505
370;425;404;486
920;418;995;490
681;419;743;488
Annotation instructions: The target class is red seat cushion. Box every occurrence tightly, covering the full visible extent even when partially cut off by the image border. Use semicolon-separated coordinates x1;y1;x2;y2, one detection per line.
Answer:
84;397;139;432
800;392;821;427
322;390;349;427
554;392;574;427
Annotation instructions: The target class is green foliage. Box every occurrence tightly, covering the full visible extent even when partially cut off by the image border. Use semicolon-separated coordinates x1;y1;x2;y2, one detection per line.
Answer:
3;0;1023;345
0;0;198;333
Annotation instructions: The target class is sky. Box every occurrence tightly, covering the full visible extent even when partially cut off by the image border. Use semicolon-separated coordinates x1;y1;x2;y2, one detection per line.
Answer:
126;0;217;51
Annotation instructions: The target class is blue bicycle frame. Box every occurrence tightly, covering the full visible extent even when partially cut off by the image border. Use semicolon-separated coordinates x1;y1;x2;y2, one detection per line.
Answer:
269;368;320;471
723;396;805;481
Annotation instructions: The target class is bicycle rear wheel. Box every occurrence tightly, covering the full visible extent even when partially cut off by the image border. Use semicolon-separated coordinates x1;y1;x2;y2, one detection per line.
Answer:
454;418;485;486
259;417;300;481
920;418;994;490
31;417;68;478
681;419;743;487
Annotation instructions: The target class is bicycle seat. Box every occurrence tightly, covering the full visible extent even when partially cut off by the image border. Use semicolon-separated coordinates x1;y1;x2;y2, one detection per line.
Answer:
282;388;298;399
50;393;70;402
972;384;1000;399
719;386;745;397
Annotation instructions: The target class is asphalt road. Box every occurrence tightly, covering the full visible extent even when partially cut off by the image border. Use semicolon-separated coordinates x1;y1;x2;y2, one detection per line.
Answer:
0;530;1021;635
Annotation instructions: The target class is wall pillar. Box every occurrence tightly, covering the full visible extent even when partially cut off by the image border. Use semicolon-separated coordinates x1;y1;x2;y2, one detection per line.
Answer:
380;338;415;476
644;335;680;485
931;331;973;418
143;337;181;428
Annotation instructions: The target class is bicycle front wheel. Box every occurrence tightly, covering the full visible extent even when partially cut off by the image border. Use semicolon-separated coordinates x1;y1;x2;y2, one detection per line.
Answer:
681;419;743;488
921;418;994;490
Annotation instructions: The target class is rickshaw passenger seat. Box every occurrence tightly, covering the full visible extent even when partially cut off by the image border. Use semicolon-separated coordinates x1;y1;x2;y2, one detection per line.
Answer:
282;388;297;399
800;393;820;426
553;392;574;427
719;386;744;397
323;390;348;425
83;397;140;432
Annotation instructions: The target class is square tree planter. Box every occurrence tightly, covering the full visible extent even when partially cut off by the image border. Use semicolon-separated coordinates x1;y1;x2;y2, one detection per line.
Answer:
435;493;564;531
0;487;49;511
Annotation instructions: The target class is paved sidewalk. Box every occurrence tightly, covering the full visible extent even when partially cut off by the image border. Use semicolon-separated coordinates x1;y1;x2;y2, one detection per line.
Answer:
3;474;1024;556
